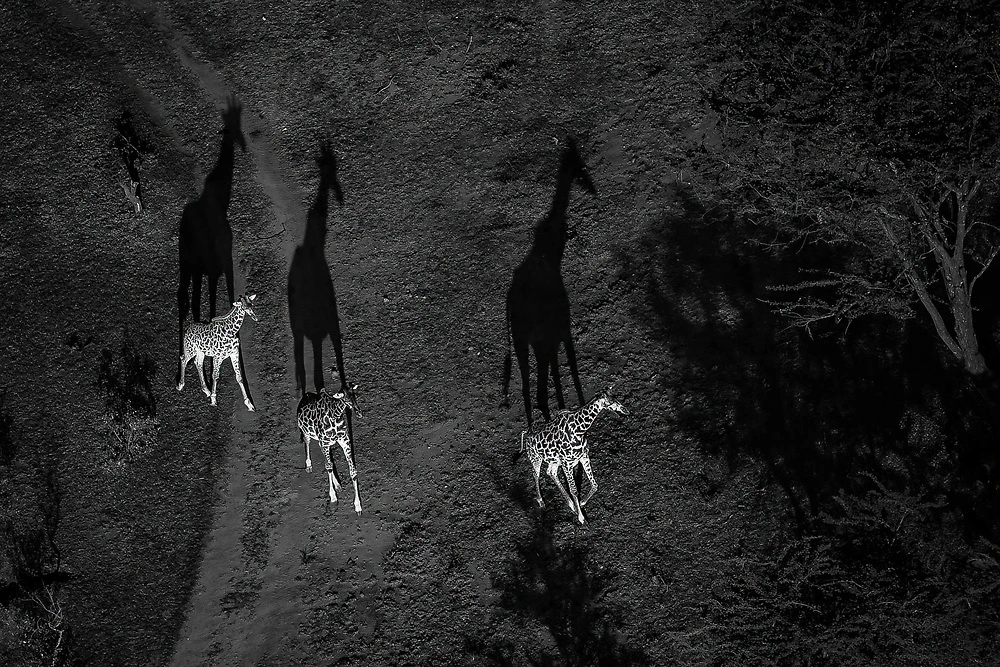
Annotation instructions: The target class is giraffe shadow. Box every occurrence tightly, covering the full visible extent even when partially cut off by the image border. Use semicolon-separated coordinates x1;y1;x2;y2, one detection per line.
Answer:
620;183;1000;534
464;516;648;666
287;140;348;396
502;137;595;429
288;140;357;449
176;96;254;404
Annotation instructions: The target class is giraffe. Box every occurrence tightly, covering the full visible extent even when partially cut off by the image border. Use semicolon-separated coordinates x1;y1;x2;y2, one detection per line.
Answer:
296;378;363;514
287;140;348;397
177;293;258;411
517;385;628;524
177;94;247;378
503;136;595;427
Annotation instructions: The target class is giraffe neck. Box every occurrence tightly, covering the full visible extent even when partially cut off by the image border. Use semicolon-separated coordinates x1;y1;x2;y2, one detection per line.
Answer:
215;304;245;340
203;135;236;211
566;397;606;437
324;393;350;419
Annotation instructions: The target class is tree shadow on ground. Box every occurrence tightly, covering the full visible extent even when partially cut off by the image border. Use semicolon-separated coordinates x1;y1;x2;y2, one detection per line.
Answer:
503;137;595;428
621;183;1000;537
464;514;648;667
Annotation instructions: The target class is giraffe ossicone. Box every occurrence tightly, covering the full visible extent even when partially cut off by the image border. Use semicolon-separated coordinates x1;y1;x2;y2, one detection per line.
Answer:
177;293;258;411
297;375;363;514
518;385;628;525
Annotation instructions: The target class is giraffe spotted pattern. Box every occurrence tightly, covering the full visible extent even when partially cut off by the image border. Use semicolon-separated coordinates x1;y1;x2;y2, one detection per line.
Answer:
519;386;628;524
297;384;363;514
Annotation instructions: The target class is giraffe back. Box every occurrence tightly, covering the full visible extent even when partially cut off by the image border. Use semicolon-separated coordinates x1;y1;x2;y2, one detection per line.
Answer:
297;391;351;441
523;411;585;464
183;319;239;357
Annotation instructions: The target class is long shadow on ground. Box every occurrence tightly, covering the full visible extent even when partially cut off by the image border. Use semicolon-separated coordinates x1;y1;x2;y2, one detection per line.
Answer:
621;184;1000;537
502;137;595;428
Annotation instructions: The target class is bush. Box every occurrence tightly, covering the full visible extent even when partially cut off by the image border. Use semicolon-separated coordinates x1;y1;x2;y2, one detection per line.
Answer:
696;478;1000;666
96;332;158;467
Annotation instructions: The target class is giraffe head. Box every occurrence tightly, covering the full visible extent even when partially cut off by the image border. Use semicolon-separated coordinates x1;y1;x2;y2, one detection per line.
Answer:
597;384;628;417
222;94;247;152
328;375;363;419
237;293;258;322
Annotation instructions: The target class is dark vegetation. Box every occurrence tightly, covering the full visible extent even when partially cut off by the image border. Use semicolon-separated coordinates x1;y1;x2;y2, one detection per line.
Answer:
110;106;154;215
467;516;648;667
96;330;159;467
699;0;1000;376
0;390;76;666
625;0;1000;661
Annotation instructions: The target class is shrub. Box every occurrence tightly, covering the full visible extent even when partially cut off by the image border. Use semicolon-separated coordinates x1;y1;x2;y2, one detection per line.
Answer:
96;332;158;467
697;478;1000;666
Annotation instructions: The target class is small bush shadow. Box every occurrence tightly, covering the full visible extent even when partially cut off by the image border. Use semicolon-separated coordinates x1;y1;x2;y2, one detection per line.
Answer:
465;516;648;666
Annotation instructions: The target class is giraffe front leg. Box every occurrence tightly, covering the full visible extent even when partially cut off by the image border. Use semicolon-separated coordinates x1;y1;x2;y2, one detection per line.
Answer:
230;350;254;412
579;448;598;507
338;436;362;515
562;462;586;525
547;462;578;519
322;442;340;503
210;354;222;406
194;353;211;399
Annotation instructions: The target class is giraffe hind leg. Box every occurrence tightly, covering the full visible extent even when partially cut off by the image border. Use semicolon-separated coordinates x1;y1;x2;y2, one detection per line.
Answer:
532;454;545;507
194;353;211;398
562;462;586;525
322;441;340;503
338;435;362;515
209;354;222;405
546;462;577;518
230;349;254;412
303;434;312;472
579;449;598;507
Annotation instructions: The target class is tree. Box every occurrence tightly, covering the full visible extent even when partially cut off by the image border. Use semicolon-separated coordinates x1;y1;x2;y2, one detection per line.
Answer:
699;0;1000;376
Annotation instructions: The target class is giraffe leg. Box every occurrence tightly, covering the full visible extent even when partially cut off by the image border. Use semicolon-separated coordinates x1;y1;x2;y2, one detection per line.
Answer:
338;435;362;515
535;346;551;421
579;447;598;507
230;350;254;412
550;355;566;409
532;455;545;507
546;461;578;518
192;272;203;322
303;434;312;473
177;347;194;391
321;441;339;503
564;337;585;407
210;354;222;406
312;338;325;393
514;341;532;427
562;462;586;524
194;353;211;398
208;273;219;320
293;330;306;397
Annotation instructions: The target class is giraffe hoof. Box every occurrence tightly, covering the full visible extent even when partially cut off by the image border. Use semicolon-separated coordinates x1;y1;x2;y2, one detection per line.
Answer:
246;402;255;412
537;498;545;508
177;382;184;391
306;464;312;473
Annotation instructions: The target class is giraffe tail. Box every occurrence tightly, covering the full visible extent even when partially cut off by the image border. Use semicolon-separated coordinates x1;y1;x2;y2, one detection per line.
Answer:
512;430;526;465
